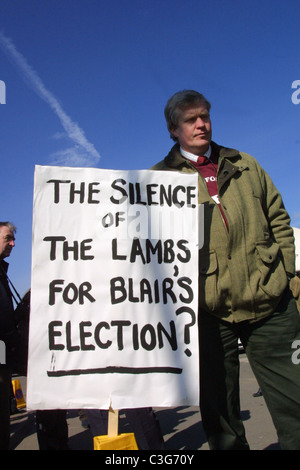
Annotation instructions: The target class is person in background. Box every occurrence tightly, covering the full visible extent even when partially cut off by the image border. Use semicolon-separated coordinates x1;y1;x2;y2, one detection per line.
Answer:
151;90;300;450
35;409;69;450
0;221;17;450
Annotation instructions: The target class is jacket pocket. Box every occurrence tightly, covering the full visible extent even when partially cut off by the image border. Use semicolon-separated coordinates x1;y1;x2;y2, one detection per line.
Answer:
199;250;219;311
255;241;287;298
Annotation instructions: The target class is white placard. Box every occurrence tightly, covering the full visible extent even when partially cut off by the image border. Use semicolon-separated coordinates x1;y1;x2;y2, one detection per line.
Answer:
27;165;200;410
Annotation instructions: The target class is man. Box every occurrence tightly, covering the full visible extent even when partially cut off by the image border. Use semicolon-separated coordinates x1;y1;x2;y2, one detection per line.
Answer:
151;90;300;450
0;221;17;450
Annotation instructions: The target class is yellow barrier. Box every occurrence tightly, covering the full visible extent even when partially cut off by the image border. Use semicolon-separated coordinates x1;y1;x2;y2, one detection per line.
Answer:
12;379;26;409
94;432;138;450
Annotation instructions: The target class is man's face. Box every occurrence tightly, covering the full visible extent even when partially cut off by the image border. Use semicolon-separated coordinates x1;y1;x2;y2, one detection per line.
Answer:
171;103;212;155
0;226;15;260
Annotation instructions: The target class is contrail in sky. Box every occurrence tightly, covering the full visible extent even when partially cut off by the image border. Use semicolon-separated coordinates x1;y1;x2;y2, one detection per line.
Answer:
0;31;101;167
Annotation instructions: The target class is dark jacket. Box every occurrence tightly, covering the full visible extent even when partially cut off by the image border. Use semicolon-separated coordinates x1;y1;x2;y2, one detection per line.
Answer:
0;260;17;349
151;142;295;322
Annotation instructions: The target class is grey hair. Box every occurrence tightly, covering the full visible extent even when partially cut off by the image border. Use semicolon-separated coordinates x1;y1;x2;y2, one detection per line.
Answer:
0;222;17;233
164;90;211;141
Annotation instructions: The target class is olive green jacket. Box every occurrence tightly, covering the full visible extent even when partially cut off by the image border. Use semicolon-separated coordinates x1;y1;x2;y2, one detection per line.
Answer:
290;276;300;313
151;142;295;322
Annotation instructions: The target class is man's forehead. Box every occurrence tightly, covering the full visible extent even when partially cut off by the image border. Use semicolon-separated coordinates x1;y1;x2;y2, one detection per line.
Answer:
0;226;15;238
180;103;209;115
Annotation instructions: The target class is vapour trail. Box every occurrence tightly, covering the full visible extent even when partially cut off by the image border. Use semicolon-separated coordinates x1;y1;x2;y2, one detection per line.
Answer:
0;31;101;166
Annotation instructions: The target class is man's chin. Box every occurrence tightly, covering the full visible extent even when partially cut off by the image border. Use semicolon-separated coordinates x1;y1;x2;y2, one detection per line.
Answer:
191;142;210;154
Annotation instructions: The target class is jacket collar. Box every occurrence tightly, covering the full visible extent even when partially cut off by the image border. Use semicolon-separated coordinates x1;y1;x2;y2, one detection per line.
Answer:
0;259;9;274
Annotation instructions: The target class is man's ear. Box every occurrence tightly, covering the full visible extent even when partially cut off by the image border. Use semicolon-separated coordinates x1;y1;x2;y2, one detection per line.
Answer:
170;127;178;139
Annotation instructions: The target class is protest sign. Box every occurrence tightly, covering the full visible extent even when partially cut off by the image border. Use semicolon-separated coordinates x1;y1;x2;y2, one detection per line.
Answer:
27;165;200;410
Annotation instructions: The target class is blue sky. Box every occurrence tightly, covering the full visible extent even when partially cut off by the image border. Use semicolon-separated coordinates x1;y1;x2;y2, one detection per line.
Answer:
1;0;300;296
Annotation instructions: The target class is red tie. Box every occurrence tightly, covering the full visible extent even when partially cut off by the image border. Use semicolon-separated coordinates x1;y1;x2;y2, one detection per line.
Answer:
197;156;207;164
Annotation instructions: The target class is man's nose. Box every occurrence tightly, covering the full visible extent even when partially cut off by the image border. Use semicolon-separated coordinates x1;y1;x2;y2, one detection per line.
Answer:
195;117;206;127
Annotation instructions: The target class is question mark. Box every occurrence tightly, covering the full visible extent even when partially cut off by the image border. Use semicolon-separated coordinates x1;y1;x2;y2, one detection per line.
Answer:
176;306;196;357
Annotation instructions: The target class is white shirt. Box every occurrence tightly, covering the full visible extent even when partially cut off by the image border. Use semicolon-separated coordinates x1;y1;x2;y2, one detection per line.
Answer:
180;145;211;162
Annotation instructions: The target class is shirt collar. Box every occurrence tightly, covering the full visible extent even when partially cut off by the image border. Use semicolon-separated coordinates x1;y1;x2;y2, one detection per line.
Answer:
180;145;211;162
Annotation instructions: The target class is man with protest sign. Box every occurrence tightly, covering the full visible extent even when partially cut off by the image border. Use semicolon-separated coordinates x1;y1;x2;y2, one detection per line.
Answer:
0;221;17;449
151;90;300;450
